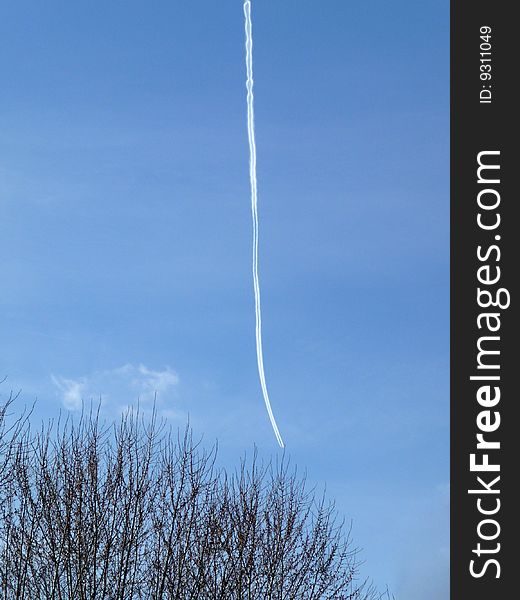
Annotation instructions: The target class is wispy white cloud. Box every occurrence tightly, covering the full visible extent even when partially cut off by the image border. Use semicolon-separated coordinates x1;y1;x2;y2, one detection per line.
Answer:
51;375;86;410
51;364;181;418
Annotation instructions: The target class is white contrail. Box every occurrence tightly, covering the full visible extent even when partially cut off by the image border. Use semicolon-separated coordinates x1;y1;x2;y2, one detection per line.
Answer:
243;0;284;448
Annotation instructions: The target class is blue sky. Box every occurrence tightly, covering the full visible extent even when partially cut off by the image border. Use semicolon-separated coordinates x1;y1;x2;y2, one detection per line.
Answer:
0;1;448;597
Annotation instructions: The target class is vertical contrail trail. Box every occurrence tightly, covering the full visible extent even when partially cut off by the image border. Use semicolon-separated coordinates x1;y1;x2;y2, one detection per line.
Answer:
244;0;284;448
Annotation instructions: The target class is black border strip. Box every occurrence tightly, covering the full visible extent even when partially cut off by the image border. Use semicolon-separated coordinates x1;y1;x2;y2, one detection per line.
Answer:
451;1;517;596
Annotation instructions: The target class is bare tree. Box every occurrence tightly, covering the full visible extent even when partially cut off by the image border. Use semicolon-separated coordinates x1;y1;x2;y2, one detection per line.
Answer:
0;403;389;600
0;389;29;486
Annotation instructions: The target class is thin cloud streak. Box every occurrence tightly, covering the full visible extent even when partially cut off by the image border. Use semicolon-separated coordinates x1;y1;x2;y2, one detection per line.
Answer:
244;0;284;448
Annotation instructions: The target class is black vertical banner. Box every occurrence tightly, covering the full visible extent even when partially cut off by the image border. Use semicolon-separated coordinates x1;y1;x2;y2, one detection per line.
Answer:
451;1;518;598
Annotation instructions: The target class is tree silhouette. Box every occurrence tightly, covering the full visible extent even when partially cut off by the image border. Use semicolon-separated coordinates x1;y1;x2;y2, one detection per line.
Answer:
0;400;389;599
